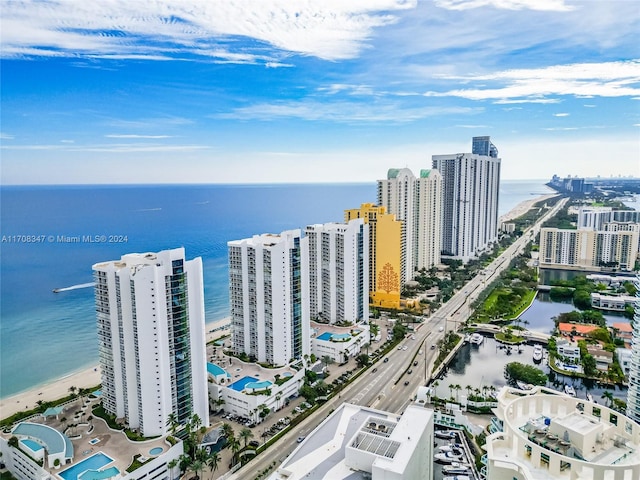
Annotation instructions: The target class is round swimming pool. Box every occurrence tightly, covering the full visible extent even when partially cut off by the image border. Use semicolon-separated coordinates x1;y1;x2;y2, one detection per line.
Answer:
149;447;163;456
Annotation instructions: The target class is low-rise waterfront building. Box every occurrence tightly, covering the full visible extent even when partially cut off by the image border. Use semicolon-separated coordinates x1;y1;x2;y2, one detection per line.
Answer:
612;322;634;347
310;321;371;363
557;322;600;339
591;292;637;311
484;385;640;480
268;403;435;480
0;419;184;480
586;345;614;371
617;347;633;376
207;360;306;422
556;339;581;363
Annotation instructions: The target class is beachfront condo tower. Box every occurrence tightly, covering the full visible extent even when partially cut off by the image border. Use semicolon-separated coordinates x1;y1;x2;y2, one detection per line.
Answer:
345;203;402;309
432;136;501;262
628;275;640;424
93;248;209;437
228;230;310;366
377;168;443;284
305;219;369;324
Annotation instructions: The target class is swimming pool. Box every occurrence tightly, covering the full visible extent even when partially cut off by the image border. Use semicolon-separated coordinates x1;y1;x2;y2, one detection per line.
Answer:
317;332;351;341
229;376;259;391
20;438;43;452
59;452;114;480
80;466;120;480
149;446;163;455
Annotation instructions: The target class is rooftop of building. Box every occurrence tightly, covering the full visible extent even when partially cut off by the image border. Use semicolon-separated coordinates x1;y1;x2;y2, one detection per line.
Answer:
269;403;433;480
487;386;640;479
557;322;600;334
310;321;369;343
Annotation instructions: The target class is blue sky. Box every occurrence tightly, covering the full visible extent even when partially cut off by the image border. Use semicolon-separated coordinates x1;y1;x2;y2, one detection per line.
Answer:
1;0;639;184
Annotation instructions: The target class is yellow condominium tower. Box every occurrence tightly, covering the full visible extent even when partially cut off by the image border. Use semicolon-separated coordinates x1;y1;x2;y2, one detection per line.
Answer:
345;203;402;309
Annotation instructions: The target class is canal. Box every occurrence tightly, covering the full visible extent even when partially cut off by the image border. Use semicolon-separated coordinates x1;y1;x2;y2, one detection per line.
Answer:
433;293;630;404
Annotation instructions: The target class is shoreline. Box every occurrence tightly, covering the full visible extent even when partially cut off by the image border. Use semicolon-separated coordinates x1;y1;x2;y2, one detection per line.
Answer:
499;193;558;224
0;193;553;421
0;318;230;421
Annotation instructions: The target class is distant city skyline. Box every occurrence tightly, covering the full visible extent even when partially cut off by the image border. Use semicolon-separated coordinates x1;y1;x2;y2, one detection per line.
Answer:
1;1;639;185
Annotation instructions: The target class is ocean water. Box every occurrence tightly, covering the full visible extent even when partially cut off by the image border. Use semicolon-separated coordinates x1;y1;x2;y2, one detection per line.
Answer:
0;180;551;398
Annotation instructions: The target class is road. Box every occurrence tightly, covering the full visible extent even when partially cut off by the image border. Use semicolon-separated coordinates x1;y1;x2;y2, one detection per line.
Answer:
225;196;567;480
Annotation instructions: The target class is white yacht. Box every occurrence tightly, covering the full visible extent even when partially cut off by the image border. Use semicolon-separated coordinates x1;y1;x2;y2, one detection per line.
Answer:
533;344;544;363
442;463;471;475
470;333;484;345
564;384;576;396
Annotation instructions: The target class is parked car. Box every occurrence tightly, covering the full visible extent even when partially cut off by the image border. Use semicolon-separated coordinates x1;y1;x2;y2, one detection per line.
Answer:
413;361;418;366
297;436;306;443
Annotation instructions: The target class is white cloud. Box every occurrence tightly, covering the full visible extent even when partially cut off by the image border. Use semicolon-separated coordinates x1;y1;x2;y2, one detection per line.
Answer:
456;124;489;128
1;143;208;153
105;134;173;139
434;0;574;11
0;0;416;61
424;60;640;102
215;101;481;123
553;113;570;117
0;133;15;140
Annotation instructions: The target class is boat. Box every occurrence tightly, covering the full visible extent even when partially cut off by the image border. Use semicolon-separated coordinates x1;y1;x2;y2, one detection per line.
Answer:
516;381;534;390
564;385;576;397
442;463;471;475
438;445;464;456
438;443;464;452
463;334;471;344
435;430;457;440
586;393;594;403
435;451;464;463
469;333;484;346
533;345;544;363
52;288;61;293
444;476;470;480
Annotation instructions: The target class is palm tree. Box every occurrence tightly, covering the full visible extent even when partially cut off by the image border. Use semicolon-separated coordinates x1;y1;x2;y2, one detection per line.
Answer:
166;412;180;436
220;422;234;443
239;427;253;448
275;393;282;411
602;391;614;408
432;380;439;398
207;451;220;480
465;385;473;398
167;459;178;480
227;436;241;466
453;384;462;402
448;384;454;400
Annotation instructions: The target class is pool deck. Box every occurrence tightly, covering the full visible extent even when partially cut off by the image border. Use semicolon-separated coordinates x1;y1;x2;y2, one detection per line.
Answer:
208;348;297;385
1;396;169;478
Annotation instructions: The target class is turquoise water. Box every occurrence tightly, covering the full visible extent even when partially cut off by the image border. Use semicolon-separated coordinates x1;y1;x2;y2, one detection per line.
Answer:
20;438;43;451
207;362;229;377
0;181;550;397
149;447;163;455
229;376;259;392
246;380;273;390
59;452;114;480
80;466;120;480
317;332;351;341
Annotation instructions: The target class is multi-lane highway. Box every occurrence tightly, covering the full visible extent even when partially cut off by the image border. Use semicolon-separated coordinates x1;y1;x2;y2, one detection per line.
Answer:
227;195;567;479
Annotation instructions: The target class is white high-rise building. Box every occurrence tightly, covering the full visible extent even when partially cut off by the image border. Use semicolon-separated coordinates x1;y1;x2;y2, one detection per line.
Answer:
228;230;310;366
432;137;501;262
628;274;640;424
377;168;442;284
305;219;369;324
93;248;209;437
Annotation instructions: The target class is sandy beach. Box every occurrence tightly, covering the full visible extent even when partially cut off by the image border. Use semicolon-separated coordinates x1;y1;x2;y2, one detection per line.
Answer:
0;190;552;422
499;193;558;224
0;319;231;421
